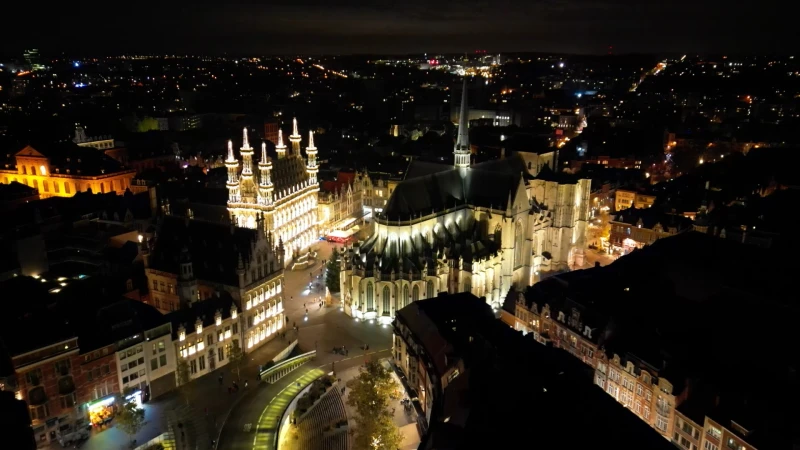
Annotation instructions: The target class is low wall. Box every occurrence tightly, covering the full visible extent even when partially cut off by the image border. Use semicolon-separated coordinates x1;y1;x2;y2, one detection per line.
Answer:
276;372;330;450
271;339;298;364
134;431;174;450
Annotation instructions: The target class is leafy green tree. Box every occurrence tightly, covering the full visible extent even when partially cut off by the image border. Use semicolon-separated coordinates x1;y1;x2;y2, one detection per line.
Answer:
346;360;402;450
228;339;244;381
115;388;145;446
326;248;341;294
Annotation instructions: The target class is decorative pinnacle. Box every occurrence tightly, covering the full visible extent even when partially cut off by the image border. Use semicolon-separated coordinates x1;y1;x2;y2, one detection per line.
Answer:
242;127;250;149
276;129;286;150
307;131;316;150
261;142;268;162
226;140;235;161
292;117;300;137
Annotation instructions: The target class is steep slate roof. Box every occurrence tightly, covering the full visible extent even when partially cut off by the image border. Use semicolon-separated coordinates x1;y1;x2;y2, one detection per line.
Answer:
166;292;236;339
150;216;259;286
383;153;530;220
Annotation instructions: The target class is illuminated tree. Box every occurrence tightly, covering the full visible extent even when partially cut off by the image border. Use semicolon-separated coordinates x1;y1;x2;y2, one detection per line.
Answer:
326;248;341;294
228;340;244;381
346;360;401;450
115;388;145;446
136;116;160;133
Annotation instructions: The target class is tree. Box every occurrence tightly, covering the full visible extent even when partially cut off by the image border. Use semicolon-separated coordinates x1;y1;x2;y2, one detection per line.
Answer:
115;388;145;446
346;360;402;450
228;340;244;381
176;358;192;405
326;248;341;294
136;117;160;133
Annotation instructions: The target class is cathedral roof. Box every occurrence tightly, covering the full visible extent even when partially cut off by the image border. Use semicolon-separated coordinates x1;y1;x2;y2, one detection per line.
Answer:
352;214;500;274
149;216;259;286
383;154;530;221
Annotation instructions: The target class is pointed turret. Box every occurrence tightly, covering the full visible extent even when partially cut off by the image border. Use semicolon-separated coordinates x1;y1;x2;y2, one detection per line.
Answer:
225;140;241;204
275;128;287;159
258;141;274;206
306;130;318;185
238;127;257;206
454;77;471;176
289;117;302;157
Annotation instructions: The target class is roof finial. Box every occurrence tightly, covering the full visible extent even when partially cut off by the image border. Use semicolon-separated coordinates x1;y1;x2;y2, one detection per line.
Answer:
226;140;235;161
308;131;316;149
261;141;268;162
292;117;299;137
242;127;250;149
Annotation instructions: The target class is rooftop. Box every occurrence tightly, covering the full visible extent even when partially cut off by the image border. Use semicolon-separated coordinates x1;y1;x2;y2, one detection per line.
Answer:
405;294;676;450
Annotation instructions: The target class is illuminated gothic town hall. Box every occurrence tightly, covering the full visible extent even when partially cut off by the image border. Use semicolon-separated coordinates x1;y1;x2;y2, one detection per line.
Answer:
341;79;592;322
226;119;319;265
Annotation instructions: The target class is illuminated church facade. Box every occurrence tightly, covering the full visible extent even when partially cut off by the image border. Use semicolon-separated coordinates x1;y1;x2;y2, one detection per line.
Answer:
341;79;591;322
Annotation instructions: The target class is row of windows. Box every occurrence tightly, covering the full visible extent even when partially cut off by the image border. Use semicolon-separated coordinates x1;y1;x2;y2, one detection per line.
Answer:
2;176;127;194
364;281;433;312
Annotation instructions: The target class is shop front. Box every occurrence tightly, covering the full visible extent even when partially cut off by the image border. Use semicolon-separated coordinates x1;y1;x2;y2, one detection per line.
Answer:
85;389;142;428
86;396;116;427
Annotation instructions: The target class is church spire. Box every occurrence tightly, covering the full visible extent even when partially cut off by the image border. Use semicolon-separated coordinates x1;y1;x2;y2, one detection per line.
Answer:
275;128;287;159
454;77;471;176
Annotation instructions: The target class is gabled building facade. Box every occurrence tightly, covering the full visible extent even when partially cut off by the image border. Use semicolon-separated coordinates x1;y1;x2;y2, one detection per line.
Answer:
144;215;285;355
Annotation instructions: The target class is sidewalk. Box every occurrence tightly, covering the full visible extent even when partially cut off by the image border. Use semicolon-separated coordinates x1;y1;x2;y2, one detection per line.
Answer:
53;335;293;450
170;334;293;449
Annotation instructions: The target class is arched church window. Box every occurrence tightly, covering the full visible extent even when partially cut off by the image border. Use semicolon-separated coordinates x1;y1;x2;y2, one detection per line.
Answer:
366;282;374;310
382;286;390;316
412;285;419;302
514;221;524;267
402;284;409;309
426;280;434;299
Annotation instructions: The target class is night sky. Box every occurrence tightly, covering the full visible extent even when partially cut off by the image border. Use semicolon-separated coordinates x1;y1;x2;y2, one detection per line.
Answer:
3;0;795;55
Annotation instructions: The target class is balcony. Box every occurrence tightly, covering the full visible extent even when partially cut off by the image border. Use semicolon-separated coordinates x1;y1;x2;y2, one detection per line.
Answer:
57;376;76;395
28;386;47;406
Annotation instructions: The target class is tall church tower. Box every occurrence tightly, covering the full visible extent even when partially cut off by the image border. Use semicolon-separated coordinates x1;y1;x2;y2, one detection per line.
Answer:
239;128;257;203
289;118;302;157
225;140;240;203
306;131;318;185
454;77;471;177
258;142;274;206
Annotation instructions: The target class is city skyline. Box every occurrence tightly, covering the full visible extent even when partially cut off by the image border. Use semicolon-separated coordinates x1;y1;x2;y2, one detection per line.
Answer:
1;0;794;55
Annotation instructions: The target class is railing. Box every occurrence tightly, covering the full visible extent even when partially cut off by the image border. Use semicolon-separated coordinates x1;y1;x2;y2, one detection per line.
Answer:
258;349;316;383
